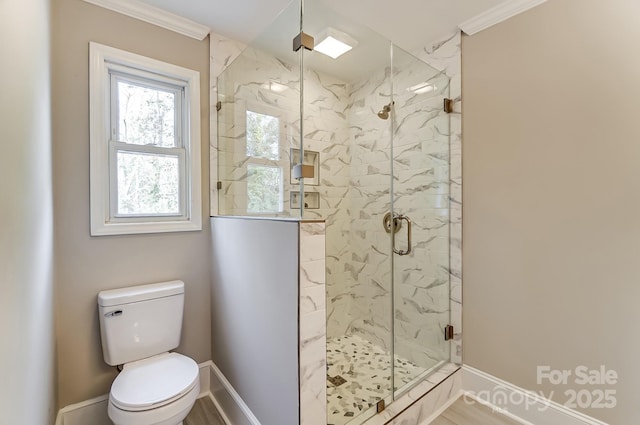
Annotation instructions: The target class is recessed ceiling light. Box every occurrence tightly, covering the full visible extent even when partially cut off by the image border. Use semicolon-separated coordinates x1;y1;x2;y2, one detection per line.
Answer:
314;27;358;59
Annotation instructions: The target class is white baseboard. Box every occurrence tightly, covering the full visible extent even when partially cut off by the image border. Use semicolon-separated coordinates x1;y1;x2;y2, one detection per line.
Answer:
461;365;609;425
204;360;261;425
54;394;111;425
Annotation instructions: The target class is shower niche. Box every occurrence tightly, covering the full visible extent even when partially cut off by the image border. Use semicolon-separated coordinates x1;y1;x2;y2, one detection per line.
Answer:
212;0;461;424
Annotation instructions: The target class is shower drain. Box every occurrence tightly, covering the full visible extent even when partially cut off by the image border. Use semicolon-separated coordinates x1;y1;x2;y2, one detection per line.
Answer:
327;375;347;387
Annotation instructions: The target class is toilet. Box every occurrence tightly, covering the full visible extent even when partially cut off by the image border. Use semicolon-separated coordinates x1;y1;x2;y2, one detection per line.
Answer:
98;280;200;425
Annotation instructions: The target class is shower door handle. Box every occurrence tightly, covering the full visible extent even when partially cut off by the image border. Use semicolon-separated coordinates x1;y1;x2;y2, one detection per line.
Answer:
393;214;412;256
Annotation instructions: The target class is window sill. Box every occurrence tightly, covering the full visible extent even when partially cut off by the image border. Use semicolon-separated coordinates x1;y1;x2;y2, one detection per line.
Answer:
91;219;202;236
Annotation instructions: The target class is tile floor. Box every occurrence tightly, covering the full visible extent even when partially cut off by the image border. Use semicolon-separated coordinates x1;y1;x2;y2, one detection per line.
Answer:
326;334;430;425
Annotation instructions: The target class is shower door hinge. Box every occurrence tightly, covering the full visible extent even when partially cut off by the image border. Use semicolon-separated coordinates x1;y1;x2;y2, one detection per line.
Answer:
216;101;222;112
444;324;455;341
216;181;222;190
443;98;454;114
376;399;385;413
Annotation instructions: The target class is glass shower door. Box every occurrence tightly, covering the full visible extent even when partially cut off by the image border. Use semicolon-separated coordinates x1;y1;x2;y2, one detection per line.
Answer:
389;45;451;397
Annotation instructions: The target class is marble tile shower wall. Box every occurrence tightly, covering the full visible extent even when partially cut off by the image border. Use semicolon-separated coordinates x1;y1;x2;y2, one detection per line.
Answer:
341;72;392;345
299;70;352;336
299;221;327;425
343;59;451;368
299;222;328;425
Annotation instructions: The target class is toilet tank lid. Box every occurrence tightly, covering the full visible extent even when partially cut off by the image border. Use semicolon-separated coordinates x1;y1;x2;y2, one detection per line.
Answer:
98;280;184;307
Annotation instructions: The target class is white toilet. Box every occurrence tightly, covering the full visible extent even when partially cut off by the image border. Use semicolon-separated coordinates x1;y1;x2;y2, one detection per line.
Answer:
98;280;200;425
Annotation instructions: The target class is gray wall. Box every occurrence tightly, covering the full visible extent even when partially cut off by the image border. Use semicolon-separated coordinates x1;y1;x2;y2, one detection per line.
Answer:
0;0;56;423
52;0;211;407
463;0;640;422
210;217;299;425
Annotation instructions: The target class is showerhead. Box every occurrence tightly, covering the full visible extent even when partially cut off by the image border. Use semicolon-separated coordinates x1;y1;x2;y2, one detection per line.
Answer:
377;103;393;120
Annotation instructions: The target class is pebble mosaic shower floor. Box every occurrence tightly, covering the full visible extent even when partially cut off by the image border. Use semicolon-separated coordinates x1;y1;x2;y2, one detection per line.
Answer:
326;334;426;425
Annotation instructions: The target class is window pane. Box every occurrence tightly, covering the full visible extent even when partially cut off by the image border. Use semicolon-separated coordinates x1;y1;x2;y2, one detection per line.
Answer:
247;164;282;213
246;110;279;160
116;151;180;215
117;80;177;147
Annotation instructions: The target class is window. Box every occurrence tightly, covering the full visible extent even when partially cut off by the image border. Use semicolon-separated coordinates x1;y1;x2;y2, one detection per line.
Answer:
246;110;279;160
247;164;283;213
89;42;201;235
245;108;284;214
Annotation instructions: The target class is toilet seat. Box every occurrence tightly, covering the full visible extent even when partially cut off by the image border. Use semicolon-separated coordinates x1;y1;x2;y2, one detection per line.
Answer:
110;352;199;412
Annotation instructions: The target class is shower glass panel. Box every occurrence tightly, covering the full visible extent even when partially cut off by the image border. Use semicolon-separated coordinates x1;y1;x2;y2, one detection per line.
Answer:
216;0;453;423
390;47;451;398
217;0;303;217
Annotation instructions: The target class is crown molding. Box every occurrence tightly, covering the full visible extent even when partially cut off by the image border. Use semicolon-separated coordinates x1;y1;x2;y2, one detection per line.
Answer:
459;0;547;36
82;0;210;40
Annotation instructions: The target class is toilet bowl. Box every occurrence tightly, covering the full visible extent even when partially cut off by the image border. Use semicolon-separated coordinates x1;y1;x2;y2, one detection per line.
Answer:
97;281;200;425
107;352;200;425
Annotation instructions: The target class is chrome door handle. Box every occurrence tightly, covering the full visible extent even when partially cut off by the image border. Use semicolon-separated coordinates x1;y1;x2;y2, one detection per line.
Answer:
392;214;412;256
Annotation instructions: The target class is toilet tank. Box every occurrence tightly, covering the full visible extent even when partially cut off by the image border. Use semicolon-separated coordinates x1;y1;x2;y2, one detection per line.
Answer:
98;280;185;366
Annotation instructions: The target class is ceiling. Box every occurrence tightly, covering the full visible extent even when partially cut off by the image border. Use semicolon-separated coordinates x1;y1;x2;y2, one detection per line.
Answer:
139;0;508;53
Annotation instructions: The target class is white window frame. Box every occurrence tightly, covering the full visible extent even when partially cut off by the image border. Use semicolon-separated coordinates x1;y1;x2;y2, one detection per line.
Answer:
89;42;201;235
